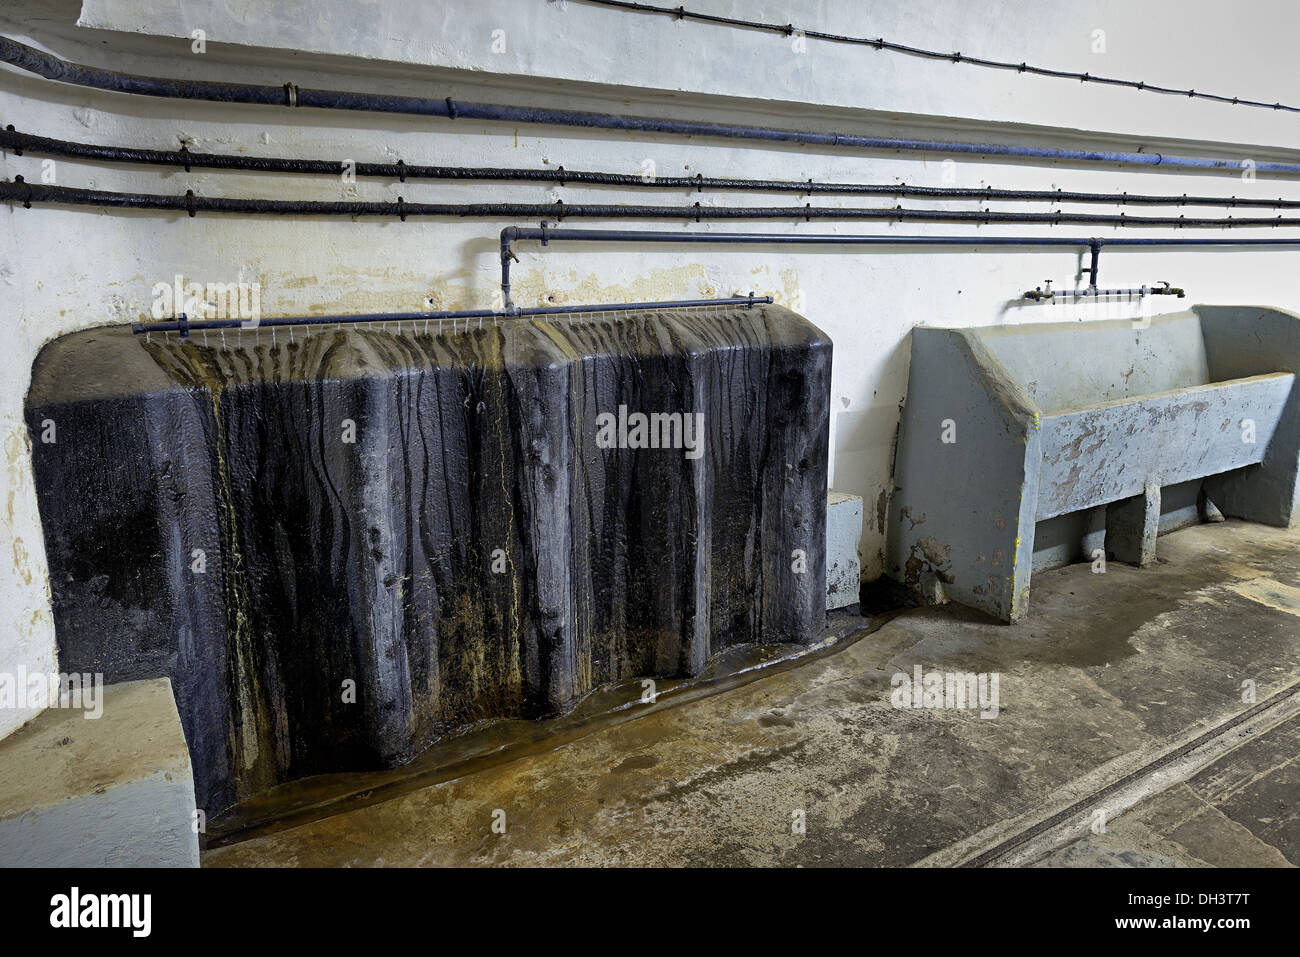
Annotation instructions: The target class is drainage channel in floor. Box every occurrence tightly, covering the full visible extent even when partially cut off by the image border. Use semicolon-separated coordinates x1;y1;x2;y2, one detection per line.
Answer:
913;679;1300;868
203;605;893;849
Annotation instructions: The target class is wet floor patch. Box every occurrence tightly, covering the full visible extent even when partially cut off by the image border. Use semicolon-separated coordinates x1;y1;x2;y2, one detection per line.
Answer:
204;520;1300;867
204;607;876;848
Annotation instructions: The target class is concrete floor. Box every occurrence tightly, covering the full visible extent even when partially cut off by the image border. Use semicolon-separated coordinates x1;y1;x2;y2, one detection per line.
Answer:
205;520;1300;867
1037;711;1298;867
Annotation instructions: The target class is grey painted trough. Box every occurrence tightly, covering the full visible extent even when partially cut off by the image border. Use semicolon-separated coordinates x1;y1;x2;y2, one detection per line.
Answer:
886;306;1300;623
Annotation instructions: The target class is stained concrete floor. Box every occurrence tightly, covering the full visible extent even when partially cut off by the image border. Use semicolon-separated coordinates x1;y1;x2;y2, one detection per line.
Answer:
1036;711;1298;867
205;520;1300;867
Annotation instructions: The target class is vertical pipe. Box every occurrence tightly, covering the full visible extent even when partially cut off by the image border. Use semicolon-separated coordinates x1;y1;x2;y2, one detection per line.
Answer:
500;228;517;312
1087;241;1102;291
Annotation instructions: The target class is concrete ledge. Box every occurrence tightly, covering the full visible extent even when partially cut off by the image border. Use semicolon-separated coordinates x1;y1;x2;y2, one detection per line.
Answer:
0;678;199;867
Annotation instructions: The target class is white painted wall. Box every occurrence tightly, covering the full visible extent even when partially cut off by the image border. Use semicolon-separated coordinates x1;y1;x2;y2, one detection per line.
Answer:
3;0;1300;737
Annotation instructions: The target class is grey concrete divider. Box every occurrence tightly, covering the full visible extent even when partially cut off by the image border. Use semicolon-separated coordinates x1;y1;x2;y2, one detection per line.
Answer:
885;326;1042;622
1197;306;1300;527
887;309;1300;623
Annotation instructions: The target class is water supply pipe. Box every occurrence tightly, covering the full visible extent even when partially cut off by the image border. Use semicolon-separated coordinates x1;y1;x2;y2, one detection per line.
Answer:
9;180;1300;229
130;295;771;337
1023;282;1185;301
498;226;1300;308
4;125;1298;209
5;35;1300;176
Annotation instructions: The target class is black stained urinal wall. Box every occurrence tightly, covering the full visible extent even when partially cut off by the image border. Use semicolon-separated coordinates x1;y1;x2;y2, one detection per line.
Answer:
25;304;831;815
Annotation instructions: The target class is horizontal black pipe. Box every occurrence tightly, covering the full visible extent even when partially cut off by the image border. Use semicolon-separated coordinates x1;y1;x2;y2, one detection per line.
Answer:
130;295;772;335
503;226;1300;248
9;179;1300;228
4;126;1298;209
497;226;1300;306
4;35;1300;175
578;0;1300;114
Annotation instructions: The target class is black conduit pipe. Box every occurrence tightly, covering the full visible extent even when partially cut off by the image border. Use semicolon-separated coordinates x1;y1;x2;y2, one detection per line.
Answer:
8;179;1300;229
497;227;1300;308
4;35;1300;176
4;126;1299;209
577;0;1300;115
130;295;772;336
